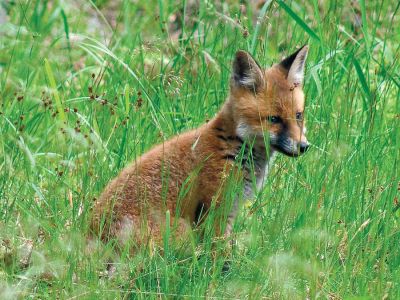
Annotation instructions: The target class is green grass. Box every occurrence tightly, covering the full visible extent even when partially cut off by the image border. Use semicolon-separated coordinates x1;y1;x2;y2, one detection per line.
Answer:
0;0;399;298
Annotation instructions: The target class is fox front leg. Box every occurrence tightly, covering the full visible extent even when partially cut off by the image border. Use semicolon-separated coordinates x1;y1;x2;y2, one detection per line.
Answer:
224;179;253;239
224;198;238;239
221;181;252;273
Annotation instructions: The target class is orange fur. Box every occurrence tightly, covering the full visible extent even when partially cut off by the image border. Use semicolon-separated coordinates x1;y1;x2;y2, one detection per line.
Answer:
90;47;310;249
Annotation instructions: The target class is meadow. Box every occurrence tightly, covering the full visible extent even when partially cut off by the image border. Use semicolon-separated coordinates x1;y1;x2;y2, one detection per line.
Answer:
0;0;399;298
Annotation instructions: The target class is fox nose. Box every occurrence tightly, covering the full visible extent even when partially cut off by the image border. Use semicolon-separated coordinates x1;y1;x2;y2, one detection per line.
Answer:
299;141;310;153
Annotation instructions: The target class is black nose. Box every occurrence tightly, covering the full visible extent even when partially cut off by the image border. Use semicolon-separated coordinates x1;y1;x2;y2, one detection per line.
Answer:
299;142;310;153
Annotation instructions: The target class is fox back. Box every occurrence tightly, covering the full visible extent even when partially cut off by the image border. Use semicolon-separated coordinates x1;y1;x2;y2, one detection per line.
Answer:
91;46;310;249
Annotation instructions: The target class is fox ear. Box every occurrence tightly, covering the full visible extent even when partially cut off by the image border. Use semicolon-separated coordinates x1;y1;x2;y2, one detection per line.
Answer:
231;50;264;92
279;45;309;86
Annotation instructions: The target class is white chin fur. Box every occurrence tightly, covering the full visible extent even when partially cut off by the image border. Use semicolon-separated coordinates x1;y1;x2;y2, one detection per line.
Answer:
236;121;254;139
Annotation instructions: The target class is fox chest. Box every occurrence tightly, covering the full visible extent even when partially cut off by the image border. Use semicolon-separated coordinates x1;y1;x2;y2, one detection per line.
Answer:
215;139;273;197
240;145;272;197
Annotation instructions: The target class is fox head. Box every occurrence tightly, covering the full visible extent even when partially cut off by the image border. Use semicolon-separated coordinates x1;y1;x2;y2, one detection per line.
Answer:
230;46;310;157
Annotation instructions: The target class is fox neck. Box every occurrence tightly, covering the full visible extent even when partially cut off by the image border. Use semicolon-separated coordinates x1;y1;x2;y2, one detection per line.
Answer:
211;100;276;192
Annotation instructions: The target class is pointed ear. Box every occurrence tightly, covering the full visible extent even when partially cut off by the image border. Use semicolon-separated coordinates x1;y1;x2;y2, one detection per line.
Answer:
279;45;309;86
231;50;264;92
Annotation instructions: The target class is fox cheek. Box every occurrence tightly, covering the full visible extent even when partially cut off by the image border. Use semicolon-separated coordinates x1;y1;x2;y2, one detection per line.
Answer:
269;132;278;145
236;120;255;139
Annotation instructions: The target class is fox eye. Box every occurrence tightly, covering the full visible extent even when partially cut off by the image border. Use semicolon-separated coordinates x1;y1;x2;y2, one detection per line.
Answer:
296;112;303;121
267;116;281;124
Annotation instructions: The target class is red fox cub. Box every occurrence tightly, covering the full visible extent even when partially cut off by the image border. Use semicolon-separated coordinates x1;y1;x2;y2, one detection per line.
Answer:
91;46;310;249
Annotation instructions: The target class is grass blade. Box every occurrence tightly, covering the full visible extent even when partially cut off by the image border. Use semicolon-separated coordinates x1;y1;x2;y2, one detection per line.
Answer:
124;84;130;115
359;0;370;49
276;0;321;42
44;58;66;123
250;0;273;54
353;57;371;108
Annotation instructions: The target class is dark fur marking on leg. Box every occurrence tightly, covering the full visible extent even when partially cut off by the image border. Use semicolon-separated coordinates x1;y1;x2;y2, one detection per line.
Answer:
222;154;236;161
235;136;244;144
217;134;228;141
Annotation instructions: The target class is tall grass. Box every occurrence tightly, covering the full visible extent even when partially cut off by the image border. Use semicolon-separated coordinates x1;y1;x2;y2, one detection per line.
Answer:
0;0;399;298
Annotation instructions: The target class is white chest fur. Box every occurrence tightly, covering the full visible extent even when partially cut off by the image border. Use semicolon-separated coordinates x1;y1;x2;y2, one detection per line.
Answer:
223;121;277;236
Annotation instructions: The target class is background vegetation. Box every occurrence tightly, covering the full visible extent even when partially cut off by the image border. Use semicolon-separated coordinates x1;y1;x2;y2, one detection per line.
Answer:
0;0;399;298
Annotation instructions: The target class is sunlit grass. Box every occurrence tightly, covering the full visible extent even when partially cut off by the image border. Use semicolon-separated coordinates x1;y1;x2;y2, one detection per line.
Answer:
0;0;399;298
